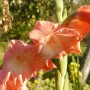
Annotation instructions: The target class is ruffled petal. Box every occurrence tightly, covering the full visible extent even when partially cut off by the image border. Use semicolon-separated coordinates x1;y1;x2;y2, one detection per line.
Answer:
33;21;57;36
29;21;81;59
29;30;45;44
0;40;55;90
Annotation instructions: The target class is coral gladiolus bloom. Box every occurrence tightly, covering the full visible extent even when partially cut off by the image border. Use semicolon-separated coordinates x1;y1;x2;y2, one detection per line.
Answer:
69;19;90;39
0;40;55;90
77;5;90;23
69;6;90;39
29;21;81;58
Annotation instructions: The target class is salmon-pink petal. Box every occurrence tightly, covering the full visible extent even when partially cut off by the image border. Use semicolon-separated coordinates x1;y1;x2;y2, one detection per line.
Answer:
29;21;58;45
43;59;56;71
57;35;80;53
69;19;90;39
4;40;38;62
6;74;28;90
0;70;28;90
55;27;81;54
29;20;81;59
77;5;90;23
39;33;64;58
33;21;57;36
65;41;81;54
55;33;78;47
29;30;45;44
0;70;11;90
3;40;55;78
25;53;56;73
38;26;81;59
0;70;6;90
1;40;55;90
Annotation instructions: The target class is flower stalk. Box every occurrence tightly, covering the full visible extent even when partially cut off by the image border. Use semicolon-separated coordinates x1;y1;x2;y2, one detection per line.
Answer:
55;56;68;90
55;0;63;23
55;0;68;89
55;0;78;89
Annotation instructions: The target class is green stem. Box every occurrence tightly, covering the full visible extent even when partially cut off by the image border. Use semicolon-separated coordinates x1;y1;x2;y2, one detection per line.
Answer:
55;0;78;89
62;10;77;25
55;59;62;90
55;0;68;90
55;0;63;23
55;56;68;90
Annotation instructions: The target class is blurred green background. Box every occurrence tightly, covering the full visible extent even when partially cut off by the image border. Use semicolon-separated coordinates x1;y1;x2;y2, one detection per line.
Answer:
0;0;90;90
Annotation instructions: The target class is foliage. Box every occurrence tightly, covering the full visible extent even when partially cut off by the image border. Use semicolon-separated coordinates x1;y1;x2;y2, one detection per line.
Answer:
0;0;90;90
0;0;86;41
27;77;55;90
5;0;56;41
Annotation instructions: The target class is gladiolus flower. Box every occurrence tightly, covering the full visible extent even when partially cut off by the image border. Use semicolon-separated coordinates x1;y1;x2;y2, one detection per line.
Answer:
29;21;81;58
69;19;90;39
77;5;90;23
0;40;55;90
69;6;90;39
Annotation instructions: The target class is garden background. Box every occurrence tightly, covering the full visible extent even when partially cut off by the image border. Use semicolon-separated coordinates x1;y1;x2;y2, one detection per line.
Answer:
0;0;90;90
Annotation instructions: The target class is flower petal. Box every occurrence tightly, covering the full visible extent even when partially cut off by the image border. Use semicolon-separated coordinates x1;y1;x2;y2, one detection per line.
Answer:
30;21;81;59
33;21;57;36
29;21;58;45
69;19;90;39
29;30;45;44
77;5;90;23
0;40;55;90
